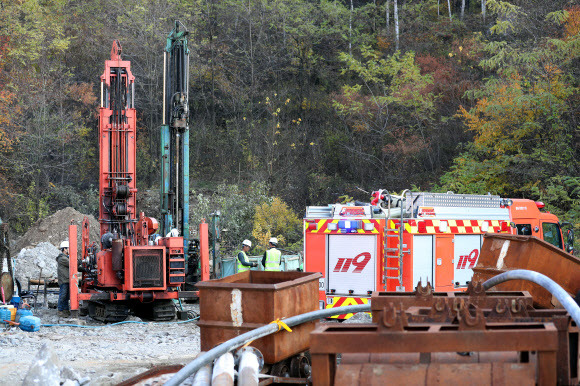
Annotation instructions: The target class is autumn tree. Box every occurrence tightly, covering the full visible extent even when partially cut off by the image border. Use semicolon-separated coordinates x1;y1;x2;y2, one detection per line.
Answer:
440;3;580;231
252;197;302;253
0;0;101;230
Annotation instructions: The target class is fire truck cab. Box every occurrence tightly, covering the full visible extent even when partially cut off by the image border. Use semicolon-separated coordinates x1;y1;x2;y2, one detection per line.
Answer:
304;191;567;319
509;199;565;250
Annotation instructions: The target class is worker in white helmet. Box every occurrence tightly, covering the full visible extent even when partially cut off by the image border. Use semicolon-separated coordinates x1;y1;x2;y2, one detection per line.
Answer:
262;237;282;271
237;239;258;273
238;239;258;273
56;240;70;318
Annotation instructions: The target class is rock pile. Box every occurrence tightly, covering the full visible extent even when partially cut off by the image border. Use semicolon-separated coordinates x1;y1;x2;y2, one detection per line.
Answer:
13;242;60;284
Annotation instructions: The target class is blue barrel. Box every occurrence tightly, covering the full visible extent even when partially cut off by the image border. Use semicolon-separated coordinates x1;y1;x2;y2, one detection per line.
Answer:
0;308;11;324
10;296;20;309
19;316;41;332
16;309;33;323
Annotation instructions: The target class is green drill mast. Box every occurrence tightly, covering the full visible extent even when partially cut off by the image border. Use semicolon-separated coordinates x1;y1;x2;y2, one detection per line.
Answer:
160;21;190;253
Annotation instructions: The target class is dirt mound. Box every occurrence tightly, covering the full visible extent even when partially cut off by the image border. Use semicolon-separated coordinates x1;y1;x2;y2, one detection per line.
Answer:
13;207;100;255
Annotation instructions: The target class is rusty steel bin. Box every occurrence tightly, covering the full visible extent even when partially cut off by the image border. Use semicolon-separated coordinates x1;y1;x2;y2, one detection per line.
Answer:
197;270;321;364
473;234;580;308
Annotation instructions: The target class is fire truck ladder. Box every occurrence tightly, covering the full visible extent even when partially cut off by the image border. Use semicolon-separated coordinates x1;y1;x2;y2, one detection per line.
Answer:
383;189;410;291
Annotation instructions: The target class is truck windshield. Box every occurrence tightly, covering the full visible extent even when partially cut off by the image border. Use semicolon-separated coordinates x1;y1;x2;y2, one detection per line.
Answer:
542;223;563;249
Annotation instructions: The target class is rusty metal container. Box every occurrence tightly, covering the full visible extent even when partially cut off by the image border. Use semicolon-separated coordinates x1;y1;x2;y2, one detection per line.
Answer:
370;281;533;323
197;270;321;364
310;320;559;385
473;234;580;308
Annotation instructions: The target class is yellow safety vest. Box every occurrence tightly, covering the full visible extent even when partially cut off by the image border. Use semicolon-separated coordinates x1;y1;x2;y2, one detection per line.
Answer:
237;251;251;273
264;248;282;271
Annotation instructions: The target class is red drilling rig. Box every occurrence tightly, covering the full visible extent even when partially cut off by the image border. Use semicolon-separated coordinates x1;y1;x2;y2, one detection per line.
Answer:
67;41;208;322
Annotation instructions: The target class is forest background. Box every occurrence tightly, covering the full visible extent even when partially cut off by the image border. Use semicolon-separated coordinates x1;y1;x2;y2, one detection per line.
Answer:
0;0;578;254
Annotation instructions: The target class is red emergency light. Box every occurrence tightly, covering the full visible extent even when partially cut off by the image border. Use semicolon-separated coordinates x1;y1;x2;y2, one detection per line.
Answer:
306;221;318;230
500;221;510;232
535;201;545;209
417;221;427;233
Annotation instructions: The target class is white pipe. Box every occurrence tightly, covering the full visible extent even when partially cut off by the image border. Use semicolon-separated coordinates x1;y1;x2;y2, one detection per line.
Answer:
238;351;259;386
191;364;211;386
212;352;234;386
163;51;167;125
166;304;370;386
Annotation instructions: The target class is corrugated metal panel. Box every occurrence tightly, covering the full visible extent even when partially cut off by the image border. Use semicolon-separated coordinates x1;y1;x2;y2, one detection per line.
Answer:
306;206;333;218
406;192;502;212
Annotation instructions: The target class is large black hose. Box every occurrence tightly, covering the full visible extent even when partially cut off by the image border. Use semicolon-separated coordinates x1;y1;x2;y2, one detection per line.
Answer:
165;304;370;386
482;269;580;325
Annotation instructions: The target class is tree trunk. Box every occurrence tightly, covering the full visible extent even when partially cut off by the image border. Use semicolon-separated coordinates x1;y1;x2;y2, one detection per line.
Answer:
349;0;353;55
438;0;440;17
394;0;399;50
482;0;486;21
386;0;390;30
205;0;216;131
461;0;465;20
447;0;452;20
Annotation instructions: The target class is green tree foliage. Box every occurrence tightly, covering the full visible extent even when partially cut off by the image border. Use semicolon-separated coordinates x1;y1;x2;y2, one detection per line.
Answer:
0;0;576;241
439;2;580;231
189;182;269;254
333;46;437;186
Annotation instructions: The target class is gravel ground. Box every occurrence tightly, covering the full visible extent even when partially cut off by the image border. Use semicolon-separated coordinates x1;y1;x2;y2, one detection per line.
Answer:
0;298;201;385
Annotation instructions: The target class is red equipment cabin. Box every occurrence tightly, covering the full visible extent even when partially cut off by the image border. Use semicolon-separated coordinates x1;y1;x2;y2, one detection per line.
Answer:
68;41;199;322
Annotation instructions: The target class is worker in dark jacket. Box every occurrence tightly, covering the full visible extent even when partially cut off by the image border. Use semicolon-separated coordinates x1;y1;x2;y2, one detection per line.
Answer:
262;237;282;271
237;239;258;272
56;240;70;318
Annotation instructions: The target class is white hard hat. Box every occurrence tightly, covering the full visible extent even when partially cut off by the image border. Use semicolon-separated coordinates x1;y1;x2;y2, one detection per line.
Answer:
242;239;252;247
166;228;179;237
269;237;278;245
60;240;69;249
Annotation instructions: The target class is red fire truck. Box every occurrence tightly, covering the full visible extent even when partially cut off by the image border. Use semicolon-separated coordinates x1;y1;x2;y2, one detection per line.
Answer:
303;191;568;319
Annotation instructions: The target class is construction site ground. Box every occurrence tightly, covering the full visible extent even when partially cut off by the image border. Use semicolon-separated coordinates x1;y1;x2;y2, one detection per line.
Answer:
2;207;203;385
0;299;201;385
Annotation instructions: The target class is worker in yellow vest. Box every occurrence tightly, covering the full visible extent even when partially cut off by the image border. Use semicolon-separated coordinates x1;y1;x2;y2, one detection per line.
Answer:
261;237;282;271
237;239;257;273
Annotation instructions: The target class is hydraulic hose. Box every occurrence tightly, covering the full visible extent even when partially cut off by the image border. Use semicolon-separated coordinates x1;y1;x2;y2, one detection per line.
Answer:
482;269;580;326
165;304;370;386
41;316;199;329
